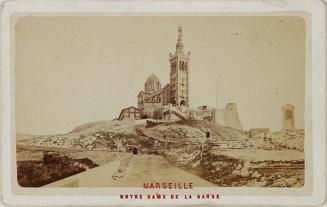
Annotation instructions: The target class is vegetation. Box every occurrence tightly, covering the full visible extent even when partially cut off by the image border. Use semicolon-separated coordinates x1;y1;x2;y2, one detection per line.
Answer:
17;153;97;187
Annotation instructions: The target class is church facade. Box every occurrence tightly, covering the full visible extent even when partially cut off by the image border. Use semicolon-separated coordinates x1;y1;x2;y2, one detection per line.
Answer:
137;26;190;118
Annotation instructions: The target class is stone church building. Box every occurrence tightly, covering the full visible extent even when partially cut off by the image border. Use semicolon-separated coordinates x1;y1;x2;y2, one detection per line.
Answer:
118;26;243;130
117;26;297;132
137;26;190;118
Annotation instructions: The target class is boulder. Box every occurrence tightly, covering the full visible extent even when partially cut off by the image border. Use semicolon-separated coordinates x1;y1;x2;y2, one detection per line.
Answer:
285;177;298;187
251;171;261;178
232;170;240;176
240;168;250;177
236;163;242;170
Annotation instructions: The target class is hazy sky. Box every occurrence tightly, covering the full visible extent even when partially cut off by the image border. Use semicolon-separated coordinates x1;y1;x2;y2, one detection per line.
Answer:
15;16;305;134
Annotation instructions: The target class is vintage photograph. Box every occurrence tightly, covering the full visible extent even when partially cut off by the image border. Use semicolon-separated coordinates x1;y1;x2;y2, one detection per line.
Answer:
15;16;305;188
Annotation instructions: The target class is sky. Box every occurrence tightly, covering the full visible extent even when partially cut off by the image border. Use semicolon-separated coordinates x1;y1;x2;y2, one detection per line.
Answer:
15;16;305;134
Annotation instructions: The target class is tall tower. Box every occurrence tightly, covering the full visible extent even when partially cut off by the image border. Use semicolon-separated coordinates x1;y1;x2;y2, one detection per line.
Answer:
169;26;190;107
282;104;295;129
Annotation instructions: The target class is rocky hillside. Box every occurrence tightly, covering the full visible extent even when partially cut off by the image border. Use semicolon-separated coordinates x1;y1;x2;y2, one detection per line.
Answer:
17;120;142;151
17;119;305;187
17;120;248;152
250;129;304;151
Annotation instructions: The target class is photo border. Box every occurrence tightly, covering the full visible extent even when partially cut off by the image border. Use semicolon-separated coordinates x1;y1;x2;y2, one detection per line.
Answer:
1;0;326;206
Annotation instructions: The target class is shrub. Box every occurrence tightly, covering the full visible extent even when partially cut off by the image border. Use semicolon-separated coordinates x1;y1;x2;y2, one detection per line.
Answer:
17;153;88;187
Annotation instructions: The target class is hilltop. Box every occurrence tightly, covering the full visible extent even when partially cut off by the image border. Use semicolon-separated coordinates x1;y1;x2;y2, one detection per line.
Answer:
17;120;248;151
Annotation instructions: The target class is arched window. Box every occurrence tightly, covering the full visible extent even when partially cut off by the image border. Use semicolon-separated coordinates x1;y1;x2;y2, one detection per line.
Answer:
285;109;293;119
180;100;186;106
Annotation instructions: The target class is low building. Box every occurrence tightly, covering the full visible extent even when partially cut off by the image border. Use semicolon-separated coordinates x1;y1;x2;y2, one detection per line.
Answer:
194;105;215;121
118;106;142;120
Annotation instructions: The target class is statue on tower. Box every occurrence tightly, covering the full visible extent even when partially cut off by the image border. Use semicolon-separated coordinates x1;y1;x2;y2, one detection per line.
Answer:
178;25;183;41
175;26;184;55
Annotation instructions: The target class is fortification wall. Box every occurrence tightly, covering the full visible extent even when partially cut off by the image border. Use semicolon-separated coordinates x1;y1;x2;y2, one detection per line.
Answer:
213;106;243;130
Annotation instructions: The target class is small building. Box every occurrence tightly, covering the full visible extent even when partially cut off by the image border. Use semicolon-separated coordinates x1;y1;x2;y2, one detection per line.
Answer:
194;105;214;121
118;106;142;120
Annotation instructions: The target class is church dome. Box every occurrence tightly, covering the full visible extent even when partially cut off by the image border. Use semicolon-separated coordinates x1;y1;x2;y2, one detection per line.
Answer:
146;74;160;83
145;74;161;92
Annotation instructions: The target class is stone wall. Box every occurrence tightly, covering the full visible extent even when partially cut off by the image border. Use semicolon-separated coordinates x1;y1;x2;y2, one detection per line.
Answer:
213;105;243;130
142;102;162;118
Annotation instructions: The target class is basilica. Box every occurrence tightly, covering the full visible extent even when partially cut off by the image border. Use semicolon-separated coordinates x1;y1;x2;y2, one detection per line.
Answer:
137;26;190;118
118;26;243;130
117;26;296;132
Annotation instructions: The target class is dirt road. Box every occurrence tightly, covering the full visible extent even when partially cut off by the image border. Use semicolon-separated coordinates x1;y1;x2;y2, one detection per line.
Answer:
45;154;216;187
107;154;216;187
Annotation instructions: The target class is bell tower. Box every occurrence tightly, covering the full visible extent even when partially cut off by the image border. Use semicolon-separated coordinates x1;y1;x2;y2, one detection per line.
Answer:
169;26;190;107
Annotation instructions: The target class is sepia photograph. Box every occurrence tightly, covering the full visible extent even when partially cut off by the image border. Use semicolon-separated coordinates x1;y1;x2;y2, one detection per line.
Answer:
0;0;326;206
15;16;305;188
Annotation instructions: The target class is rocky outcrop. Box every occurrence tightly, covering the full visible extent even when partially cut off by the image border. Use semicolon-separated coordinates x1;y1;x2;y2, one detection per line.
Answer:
251;129;304;151
271;129;304;151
